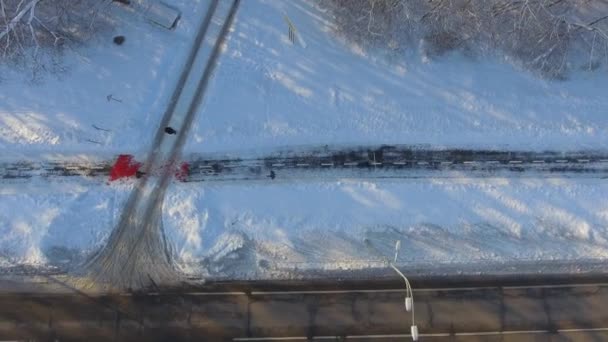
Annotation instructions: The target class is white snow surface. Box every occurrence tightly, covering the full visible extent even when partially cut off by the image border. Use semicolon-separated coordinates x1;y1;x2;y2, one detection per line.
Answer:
5;176;608;279
0;180;129;269
0;0;207;155
188;0;608;153
1;0;608;280
163;178;608;279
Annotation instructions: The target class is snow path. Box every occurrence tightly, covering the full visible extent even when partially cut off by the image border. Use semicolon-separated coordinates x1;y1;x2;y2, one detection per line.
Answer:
3;146;608;182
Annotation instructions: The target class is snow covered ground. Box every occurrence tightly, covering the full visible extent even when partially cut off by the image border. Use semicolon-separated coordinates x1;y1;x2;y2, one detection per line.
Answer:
164;0;608;279
189;0;608;153
1;0;607;281
163;177;608;279
0;0;207;156
3;176;608;279
0;180;128;270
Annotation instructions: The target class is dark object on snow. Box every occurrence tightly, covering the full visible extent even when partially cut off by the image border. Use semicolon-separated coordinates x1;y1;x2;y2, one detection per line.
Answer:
268;170;276;180
92;124;111;132
113;36;126;45
164;127;177;135
113;0;130;4
106;94;123;103
135;171;146;179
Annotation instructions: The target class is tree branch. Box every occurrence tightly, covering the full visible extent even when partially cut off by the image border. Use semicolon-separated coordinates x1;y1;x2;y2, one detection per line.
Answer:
0;0;40;41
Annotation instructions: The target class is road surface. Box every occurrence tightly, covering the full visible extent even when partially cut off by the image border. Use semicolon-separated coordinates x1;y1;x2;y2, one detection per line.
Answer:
1;277;608;341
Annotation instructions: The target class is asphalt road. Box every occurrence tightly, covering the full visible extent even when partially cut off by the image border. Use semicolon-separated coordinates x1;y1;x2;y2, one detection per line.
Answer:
1;277;608;341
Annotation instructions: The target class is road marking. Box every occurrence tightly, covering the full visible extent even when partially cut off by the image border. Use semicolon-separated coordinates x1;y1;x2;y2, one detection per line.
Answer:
417;161;429;165
558;327;608;333
454;330;548;336
556;159;568;163
502;282;608;290
271;163;285;167
393;161;406;165
249;282;608;296
79;282;608;298
486;160;500;164
233;327;608;341
578;159;590;163
234;338;330;341
532;160;545;163
131;291;248;296
321;163;334;167
463;161;475;165
370;162;382;166
199;165;213;169
344;162;358;166
509;160;522;164
251;289;406;295
188;291;248;296
600;159;608;163
296;163;309;167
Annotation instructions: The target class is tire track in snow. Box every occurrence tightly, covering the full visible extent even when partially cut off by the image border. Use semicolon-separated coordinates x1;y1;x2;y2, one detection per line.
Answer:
186;146;608;182
79;0;241;290
3;146;608;182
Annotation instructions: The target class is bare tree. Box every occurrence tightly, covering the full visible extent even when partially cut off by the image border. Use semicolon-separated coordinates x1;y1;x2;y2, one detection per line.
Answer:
0;0;111;79
320;0;608;78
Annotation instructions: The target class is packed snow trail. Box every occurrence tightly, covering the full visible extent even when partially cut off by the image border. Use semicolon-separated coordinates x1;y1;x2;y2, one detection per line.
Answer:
81;0;240;290
3;146;608;182
186;146;608;182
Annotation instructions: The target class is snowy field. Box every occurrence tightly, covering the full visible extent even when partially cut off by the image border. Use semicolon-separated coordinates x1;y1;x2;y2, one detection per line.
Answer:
188;0;608;153
173;0;608;278
1;0;608;281
0;180;129;270
0;0;207;156
3;176;608;279
163;177;608;279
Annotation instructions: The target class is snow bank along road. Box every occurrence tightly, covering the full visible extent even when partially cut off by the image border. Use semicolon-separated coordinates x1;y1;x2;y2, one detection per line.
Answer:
2;277;608;341
2;145;608;182
80;0;241;290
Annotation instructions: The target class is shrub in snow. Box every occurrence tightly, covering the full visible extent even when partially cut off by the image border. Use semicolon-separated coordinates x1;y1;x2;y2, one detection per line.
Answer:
113;35;125;45
0;0;113;79
320;0;608;79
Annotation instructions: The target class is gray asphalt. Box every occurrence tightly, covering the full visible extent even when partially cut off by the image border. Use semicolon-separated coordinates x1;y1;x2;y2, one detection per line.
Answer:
2;279;608;341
